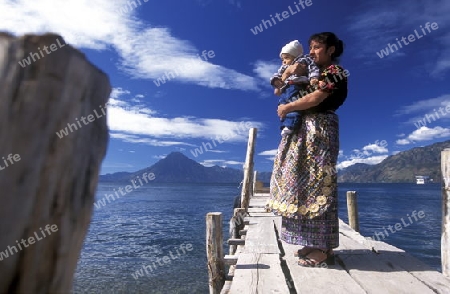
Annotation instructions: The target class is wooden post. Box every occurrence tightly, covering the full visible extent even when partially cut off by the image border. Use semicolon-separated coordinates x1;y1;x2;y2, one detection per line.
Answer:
229;208;246;255
206;212;225;294
346;191;360;232
240;128;257;211
252;171;258;196
442;149;450;277
0;33;110;293
248;170;254;197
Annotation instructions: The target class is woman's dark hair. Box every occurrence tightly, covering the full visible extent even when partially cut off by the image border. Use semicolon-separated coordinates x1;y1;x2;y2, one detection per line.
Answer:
308;32;344;61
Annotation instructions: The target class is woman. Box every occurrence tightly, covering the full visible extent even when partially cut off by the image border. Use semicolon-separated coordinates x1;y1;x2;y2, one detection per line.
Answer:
266;32;348;267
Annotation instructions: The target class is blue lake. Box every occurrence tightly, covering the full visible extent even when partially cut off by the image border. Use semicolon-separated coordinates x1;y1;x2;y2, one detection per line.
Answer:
72;182;443;293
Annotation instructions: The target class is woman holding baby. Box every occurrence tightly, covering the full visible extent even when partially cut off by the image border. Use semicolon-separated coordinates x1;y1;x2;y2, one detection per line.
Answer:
266;32;348;267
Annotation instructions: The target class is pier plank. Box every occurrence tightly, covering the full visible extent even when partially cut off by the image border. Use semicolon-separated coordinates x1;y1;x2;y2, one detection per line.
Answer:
242;217;279;254
338;253;437;294
247;207;268;213
379;253;450;294
336;229;444;293
228;253;289;294
253;192;270;197
339;228;450;294
246;212;272;217
282;241;367;294
248;199;268;208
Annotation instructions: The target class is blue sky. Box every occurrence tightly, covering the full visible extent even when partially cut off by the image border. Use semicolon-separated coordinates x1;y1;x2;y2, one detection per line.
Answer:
2;0;450;174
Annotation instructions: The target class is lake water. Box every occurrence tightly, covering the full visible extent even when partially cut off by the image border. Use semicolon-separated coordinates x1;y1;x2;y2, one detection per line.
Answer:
72;182;443;293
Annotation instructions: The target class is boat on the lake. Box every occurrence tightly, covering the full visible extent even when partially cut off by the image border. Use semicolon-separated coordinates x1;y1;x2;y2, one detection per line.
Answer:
415;175;431;184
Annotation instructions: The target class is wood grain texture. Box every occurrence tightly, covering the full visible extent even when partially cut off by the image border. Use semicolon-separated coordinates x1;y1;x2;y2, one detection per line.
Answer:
207;212;226;294
240;128;257;211
228;253;289;294
346;191;360;232
0;32;110;293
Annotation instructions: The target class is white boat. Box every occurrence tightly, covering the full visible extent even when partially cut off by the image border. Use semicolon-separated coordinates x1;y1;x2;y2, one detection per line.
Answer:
415;176;430;184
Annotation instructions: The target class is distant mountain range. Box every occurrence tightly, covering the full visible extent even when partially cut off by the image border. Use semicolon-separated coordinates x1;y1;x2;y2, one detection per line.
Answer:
99;152;271;184
337;140;450;183
100;139;450;184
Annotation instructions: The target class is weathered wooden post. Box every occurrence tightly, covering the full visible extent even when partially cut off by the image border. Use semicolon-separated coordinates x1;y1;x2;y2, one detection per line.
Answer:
240;128;257;211
228;207;247;255
252;170;257;196
248;169;254;197
0;33;110;293
442;149;450;277
206;212;225;294
346;191;360;232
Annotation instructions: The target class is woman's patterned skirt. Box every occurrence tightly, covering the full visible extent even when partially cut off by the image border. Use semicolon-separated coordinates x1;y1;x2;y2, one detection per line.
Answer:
267;111;340;249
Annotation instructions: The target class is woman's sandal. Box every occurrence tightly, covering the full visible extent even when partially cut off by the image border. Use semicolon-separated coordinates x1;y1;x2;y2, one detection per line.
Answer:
293;247;314;258
298;249;335;267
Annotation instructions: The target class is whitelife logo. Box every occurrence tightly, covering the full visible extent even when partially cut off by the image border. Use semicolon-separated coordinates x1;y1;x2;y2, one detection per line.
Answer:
55;104;107;139
376;22;439;58
250;0;313;35
18;38;67;68
0;224;59;261
94;172;156;209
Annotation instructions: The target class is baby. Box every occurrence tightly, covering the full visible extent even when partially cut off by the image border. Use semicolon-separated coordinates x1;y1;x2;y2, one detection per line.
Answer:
270;40;320;136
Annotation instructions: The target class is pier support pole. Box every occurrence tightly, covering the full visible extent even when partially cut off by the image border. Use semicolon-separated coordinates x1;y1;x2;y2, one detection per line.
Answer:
240;128;257;211
442;149;450;277
229;208;246;255
206;212;225;294
346;191;360;232
252;171;257;196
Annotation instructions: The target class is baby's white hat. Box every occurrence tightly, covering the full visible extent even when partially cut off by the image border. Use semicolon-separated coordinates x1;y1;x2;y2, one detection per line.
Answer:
280;40;303;58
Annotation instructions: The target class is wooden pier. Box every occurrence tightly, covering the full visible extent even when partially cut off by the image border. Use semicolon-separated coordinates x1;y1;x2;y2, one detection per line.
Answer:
206;130;450;294
217;191;450;294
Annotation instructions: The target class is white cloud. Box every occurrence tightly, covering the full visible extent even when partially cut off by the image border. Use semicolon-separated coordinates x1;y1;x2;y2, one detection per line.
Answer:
395;126;450;145
362;143;388;154
110;133;195;147
107;88;264;145
346;141;389;160
258;149;277;156
206;150;228;153
396;94;450;116
253;60;279;82
396;139;411;146
258;149;276;162
0;0;259;90
339;141;389;168
224;160;243;165
337;155;388;169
